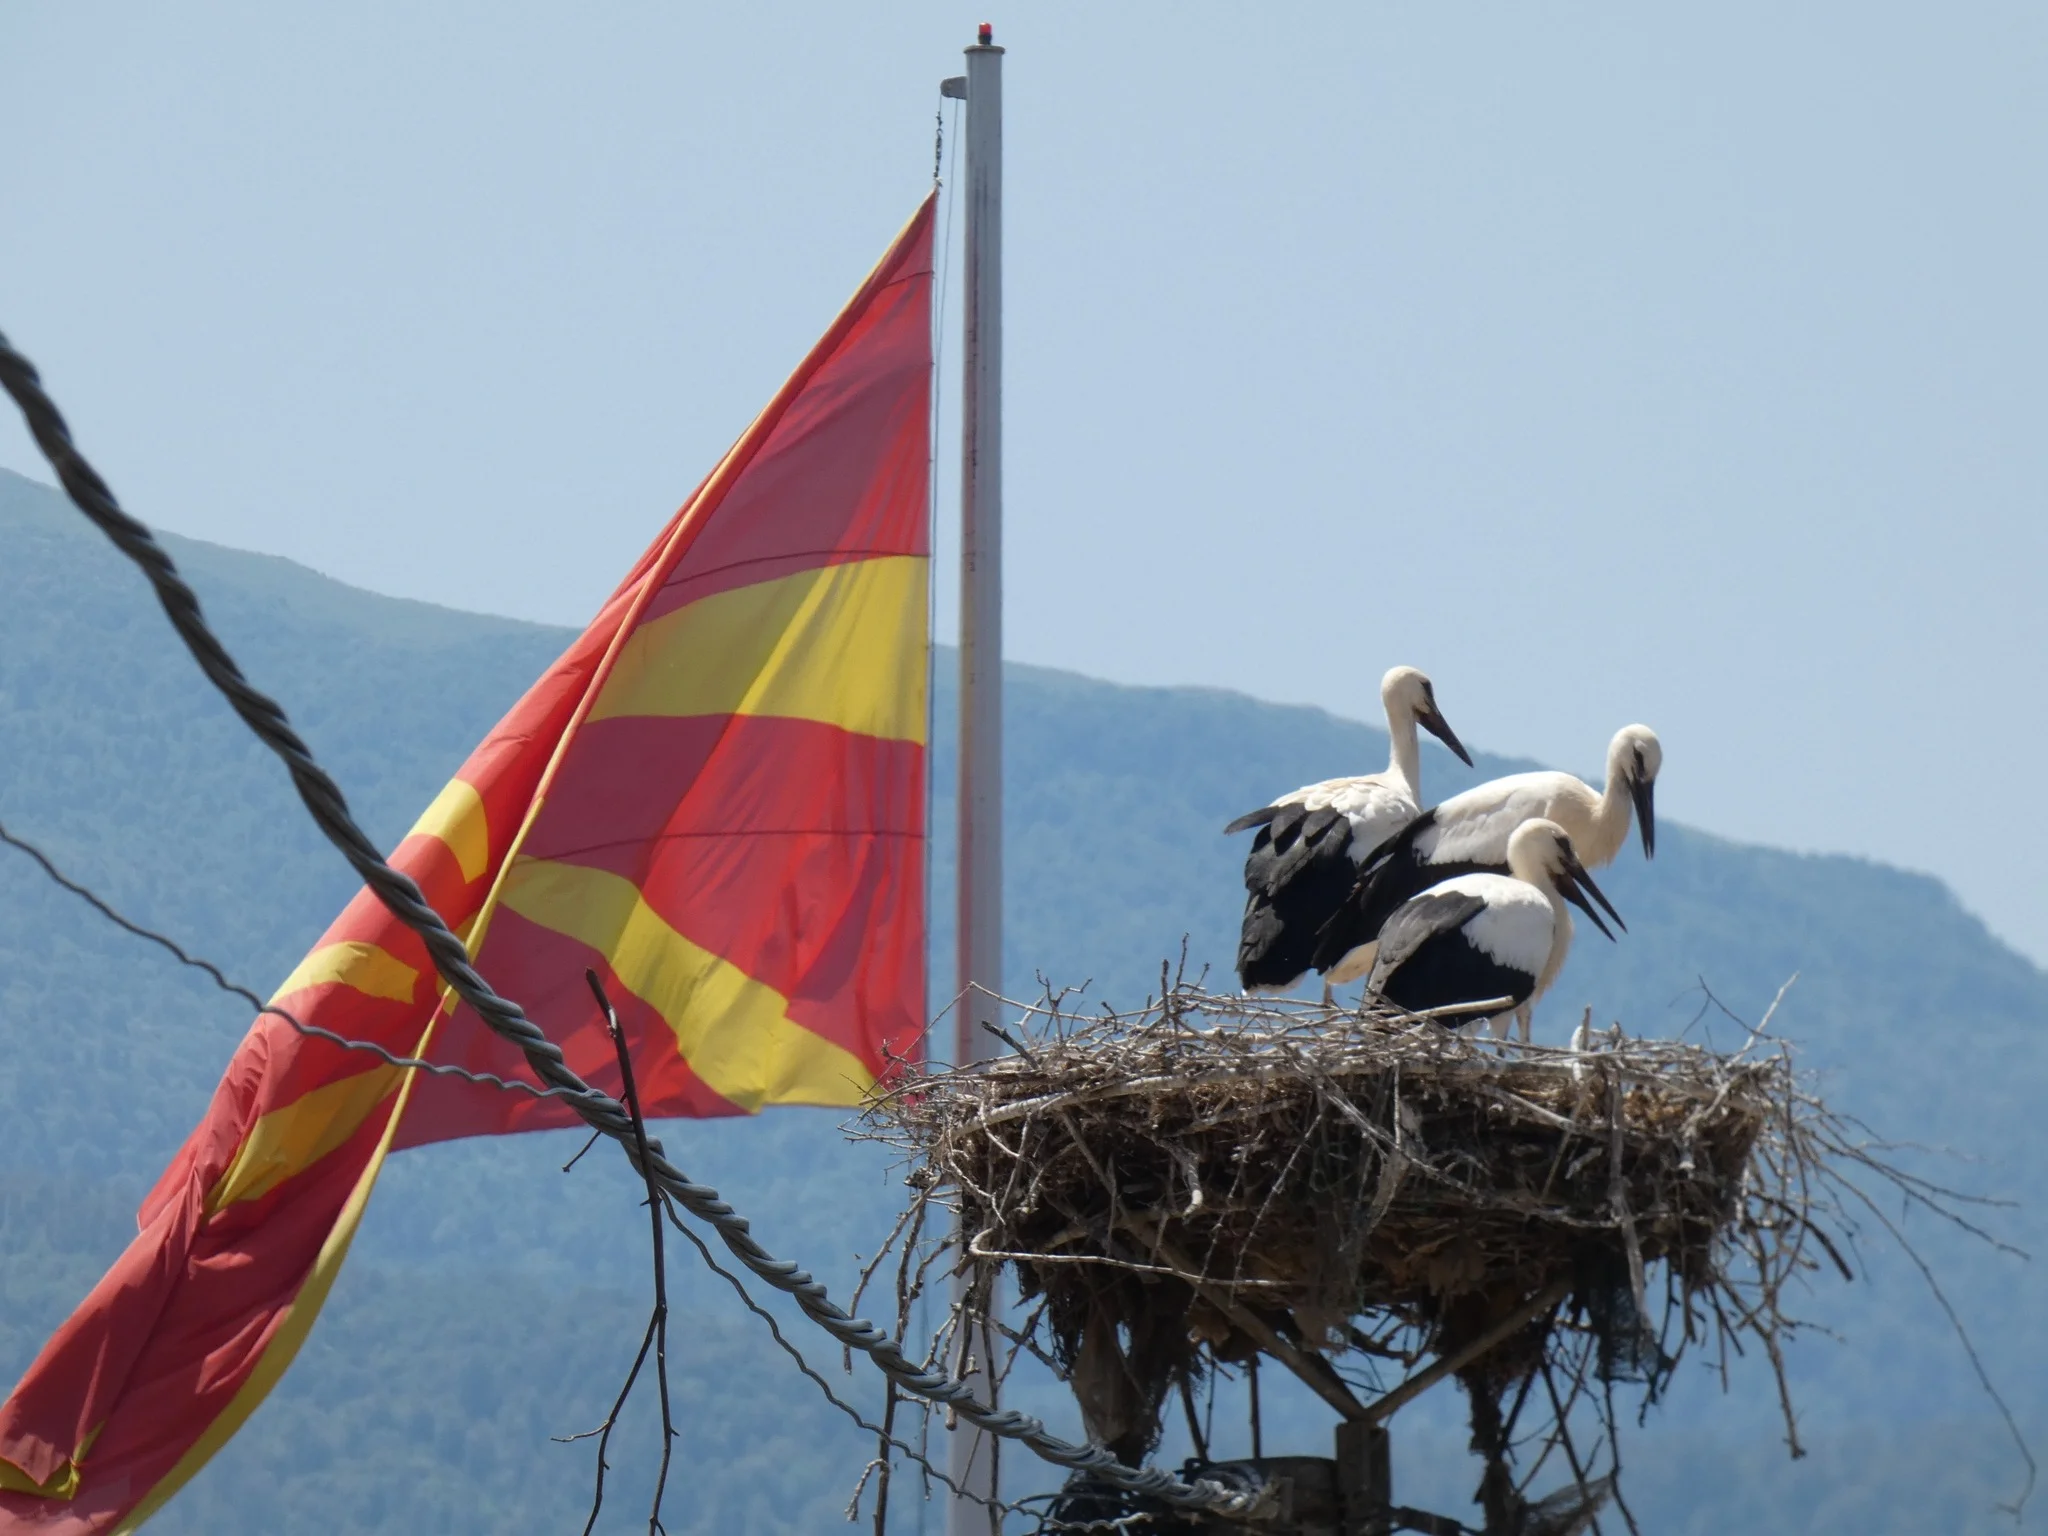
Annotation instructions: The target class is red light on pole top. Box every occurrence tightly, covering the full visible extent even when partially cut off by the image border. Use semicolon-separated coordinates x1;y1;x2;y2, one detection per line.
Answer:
977;22;993;44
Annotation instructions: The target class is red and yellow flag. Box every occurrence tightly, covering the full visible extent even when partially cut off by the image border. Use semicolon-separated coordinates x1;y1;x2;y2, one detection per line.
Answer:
0;195;935;1533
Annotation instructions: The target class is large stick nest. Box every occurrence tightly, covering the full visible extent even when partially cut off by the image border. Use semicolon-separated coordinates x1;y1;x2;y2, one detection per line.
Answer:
927;1002;1766;1321
860;979;1876;1505
850;979;2025;1533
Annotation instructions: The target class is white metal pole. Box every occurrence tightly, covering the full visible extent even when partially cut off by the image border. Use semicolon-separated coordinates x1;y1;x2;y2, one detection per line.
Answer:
946;21;1003;1535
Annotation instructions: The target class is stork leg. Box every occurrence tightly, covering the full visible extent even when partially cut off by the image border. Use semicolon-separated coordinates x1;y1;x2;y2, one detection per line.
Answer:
1321;979;1335;1008
1516;1006;1533;1044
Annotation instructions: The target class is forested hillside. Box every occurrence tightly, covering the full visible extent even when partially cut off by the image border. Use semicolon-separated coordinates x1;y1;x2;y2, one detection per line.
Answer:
1;466;2041;1532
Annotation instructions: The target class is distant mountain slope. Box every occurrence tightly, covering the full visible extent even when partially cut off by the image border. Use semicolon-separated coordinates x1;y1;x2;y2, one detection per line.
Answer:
1;466;2041;1533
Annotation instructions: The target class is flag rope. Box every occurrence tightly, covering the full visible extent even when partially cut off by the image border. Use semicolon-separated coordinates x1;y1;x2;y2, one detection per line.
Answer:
0;327;1262;1520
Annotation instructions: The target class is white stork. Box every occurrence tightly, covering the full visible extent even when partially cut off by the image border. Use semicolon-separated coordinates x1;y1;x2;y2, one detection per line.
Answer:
1224;666;1472;997
1314;724;1658;986
1362;818;1619;1041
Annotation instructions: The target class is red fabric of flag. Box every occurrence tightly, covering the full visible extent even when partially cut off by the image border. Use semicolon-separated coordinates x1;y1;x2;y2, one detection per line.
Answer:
0;193;934;1534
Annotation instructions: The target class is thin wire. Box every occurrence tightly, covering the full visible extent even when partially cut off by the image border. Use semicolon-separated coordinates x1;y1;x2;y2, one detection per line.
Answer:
0;325;1258;1518
0;816;562;1097
657;1199;1024;1520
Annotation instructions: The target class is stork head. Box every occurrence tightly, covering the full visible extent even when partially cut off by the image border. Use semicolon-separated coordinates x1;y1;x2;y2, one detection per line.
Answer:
1380;666;1473;767
1606;724;1661;859
1506;819;1624;941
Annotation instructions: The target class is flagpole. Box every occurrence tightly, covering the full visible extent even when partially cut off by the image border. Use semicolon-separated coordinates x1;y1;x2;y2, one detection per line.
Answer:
944;20;1003;1535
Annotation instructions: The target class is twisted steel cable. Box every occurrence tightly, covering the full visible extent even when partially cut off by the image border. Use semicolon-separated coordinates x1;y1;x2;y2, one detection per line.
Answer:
0;327;1257;1518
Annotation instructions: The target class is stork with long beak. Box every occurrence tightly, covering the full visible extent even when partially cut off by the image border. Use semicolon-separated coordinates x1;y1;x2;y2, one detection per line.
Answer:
1361;819;1620;1042
1315;725;1658;987
1224;666;1472;998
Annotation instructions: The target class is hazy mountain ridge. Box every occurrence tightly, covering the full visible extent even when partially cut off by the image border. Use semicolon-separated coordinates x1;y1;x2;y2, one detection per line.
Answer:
1;466;2041;1532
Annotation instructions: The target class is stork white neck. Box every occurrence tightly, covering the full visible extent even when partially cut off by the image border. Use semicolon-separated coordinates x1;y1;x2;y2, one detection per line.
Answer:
1385;704;1423;800
1372;664;1461;804
1530;886;1574;998
1505;827;1575;998
1577;772;1635;869
1576;726;1658;868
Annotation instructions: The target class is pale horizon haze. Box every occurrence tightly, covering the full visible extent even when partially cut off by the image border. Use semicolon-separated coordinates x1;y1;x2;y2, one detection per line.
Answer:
2;6;2044;963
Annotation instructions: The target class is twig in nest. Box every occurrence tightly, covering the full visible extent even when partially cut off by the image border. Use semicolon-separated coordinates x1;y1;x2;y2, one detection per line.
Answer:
983;1019;1044;1066
856;978;2026;1528
1367;1282;1571;1426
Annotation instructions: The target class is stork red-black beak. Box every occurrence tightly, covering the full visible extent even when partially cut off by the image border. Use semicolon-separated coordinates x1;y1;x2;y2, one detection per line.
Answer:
1561;855;1623;942
1419;705;1473;768
1632;776;1657;859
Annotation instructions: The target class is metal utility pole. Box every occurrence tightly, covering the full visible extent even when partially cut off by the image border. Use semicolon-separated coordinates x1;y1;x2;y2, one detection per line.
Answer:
941;20;1003;1535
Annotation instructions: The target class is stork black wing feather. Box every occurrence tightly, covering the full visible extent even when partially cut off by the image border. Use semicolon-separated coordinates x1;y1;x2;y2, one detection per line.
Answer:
1266;802;1311;847
1368;890;1487;978
1235;812;1356;991
1239;802;1329;896
1369;893;1535;1019
1354;807;1437;880
1222;804;1282;836
1312;809;1505;974
1338;857;1505;963
1266;807;1347;891
1375;932;1535;1019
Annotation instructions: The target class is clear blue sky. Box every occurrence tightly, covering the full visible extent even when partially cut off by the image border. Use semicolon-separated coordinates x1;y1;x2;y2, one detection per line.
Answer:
3;5;2044;962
